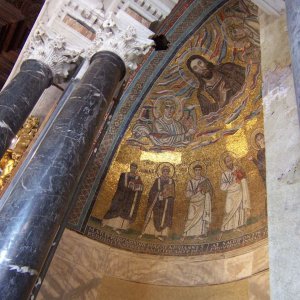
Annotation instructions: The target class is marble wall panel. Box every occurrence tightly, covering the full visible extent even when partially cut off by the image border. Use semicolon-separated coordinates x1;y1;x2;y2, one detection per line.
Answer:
97;276;249;300
38;229;269;299
38;230;269;299
248;271;269;300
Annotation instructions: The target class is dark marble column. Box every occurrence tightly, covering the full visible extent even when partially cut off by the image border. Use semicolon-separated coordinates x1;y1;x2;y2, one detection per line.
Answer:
286;0;300;118
0;59;52;159
0;51;126;299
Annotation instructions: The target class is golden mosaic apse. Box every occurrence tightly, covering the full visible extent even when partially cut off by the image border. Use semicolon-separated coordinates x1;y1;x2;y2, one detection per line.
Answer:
88;0;267;256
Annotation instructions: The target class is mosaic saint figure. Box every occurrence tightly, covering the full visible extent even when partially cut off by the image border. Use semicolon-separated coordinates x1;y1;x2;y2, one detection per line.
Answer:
249;131;265;182
140;163;175;240
220;153;250;232
182;163;213;239
186;55;245;115
149;99;195;147
102;163;143;233
130;99;195;148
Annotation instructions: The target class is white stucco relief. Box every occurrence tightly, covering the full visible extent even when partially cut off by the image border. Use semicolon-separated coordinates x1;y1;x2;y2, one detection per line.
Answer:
22;0;177;82
23;26;83;82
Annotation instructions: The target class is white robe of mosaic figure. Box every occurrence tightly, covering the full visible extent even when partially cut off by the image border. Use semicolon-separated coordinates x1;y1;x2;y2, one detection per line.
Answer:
149;116;192;147
220;166;251;231
183;177;212;237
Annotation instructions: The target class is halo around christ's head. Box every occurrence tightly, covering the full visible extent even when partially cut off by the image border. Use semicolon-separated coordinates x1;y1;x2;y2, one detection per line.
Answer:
177;47;214;88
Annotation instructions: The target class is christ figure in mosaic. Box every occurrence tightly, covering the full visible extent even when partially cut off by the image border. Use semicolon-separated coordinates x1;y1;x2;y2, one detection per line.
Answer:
186;55;245;115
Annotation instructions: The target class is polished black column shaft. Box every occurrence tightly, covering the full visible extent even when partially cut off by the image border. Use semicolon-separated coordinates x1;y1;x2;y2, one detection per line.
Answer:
0;59;52;159
0;51;125;299
286;0;300;118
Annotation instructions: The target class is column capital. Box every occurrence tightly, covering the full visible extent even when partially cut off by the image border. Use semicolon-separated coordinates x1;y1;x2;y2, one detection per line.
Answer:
85;11;154;70
20;0;177;82
23;24;83;83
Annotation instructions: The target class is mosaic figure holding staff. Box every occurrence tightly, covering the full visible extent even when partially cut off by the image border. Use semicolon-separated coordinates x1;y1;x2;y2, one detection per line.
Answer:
102;162;143;234
139;163;175;241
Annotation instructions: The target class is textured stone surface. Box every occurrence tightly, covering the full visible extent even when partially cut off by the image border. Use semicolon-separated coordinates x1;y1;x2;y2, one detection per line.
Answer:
248;271;269;300
0;59;52;159
286;0;300;117
38;229;269;299
31;85;63;123
260;10;300;300
0;51;125;299
97;276;249;300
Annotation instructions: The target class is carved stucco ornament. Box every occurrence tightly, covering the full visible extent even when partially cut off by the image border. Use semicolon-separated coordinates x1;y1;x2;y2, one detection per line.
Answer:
23;25;83;83
23;0;157;80
85;12;154;70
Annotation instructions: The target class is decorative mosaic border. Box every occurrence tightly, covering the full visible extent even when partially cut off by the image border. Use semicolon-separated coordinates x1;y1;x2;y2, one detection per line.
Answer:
85;224;268;256
68;0;228;231
67;0;269;257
